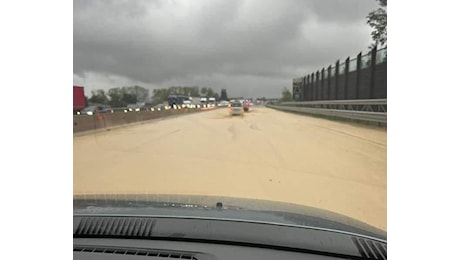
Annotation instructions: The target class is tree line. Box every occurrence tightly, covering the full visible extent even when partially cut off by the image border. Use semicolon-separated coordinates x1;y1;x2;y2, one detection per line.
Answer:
87;86;229;107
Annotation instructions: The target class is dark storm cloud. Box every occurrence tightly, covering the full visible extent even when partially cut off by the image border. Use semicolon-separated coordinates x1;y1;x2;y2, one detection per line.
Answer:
74;0;378;97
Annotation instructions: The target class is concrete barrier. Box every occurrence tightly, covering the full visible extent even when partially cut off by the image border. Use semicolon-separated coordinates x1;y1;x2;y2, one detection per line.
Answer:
73;107;210;134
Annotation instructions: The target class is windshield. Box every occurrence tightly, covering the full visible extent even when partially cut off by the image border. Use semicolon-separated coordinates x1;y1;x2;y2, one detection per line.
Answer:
73;0;387;236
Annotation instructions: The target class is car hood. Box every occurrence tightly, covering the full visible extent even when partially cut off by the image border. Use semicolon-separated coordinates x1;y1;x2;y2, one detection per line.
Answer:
73;194;386;240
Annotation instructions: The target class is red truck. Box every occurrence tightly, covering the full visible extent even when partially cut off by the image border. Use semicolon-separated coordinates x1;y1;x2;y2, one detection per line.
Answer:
73;85;86;113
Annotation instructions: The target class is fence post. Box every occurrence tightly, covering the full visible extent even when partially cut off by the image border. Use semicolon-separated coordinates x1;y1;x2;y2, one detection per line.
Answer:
302;76;306;101
312;72;315;101
370;47;377;98
321;68;325;101
345;57;350;99
335;60;340;100
312;73;316;101
316;71;320;100
356;52;361;99
292;79;295;100
327;65;331;100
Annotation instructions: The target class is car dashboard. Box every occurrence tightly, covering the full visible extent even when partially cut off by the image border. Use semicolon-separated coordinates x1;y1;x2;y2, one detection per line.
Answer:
74;214;386;260
74;238;346;260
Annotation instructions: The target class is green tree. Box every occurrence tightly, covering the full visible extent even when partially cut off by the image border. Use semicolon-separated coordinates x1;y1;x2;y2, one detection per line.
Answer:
367;0;387;49
220;88;228;100
182;86;189;96
88;89;108;105
206;87;216;98
151;88;172;105
175;86;185;95
122;93;137;104
107;87;124;107
133;85;149;102
200;87;207;96
190;86;200;97
280;87;293;102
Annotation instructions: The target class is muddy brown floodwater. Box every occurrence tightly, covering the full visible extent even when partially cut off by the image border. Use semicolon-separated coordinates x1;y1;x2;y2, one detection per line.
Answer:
74;107;387;230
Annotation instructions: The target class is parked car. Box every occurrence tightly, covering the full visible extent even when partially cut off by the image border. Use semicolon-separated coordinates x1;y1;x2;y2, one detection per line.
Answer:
218;100;230;107
229;101;244;116
182;100;194;108
154;104;166;111
126;104;138;112
126;102;155;111
137;102;153;111
81;105;113;115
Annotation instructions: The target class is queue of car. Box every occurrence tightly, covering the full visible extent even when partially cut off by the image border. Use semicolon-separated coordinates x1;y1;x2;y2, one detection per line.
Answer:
126;102;154;111
78;102;178;114
77;99;254;116
79;105;113;115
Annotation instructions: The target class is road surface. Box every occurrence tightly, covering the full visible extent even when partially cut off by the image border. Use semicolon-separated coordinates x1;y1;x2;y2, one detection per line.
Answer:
74;106;387;230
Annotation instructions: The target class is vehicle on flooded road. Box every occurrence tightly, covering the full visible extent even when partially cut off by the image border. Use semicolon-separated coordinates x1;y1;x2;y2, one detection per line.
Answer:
229;101;244;116
243;102;250;112
80;105;113;115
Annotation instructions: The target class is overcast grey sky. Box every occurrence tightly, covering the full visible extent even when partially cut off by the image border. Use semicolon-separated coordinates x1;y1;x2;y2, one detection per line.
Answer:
74;0;378;98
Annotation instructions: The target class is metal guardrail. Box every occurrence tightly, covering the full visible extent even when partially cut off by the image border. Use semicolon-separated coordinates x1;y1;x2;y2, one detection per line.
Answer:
279;98;386;113
267;99;386;125
282;99;386;106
